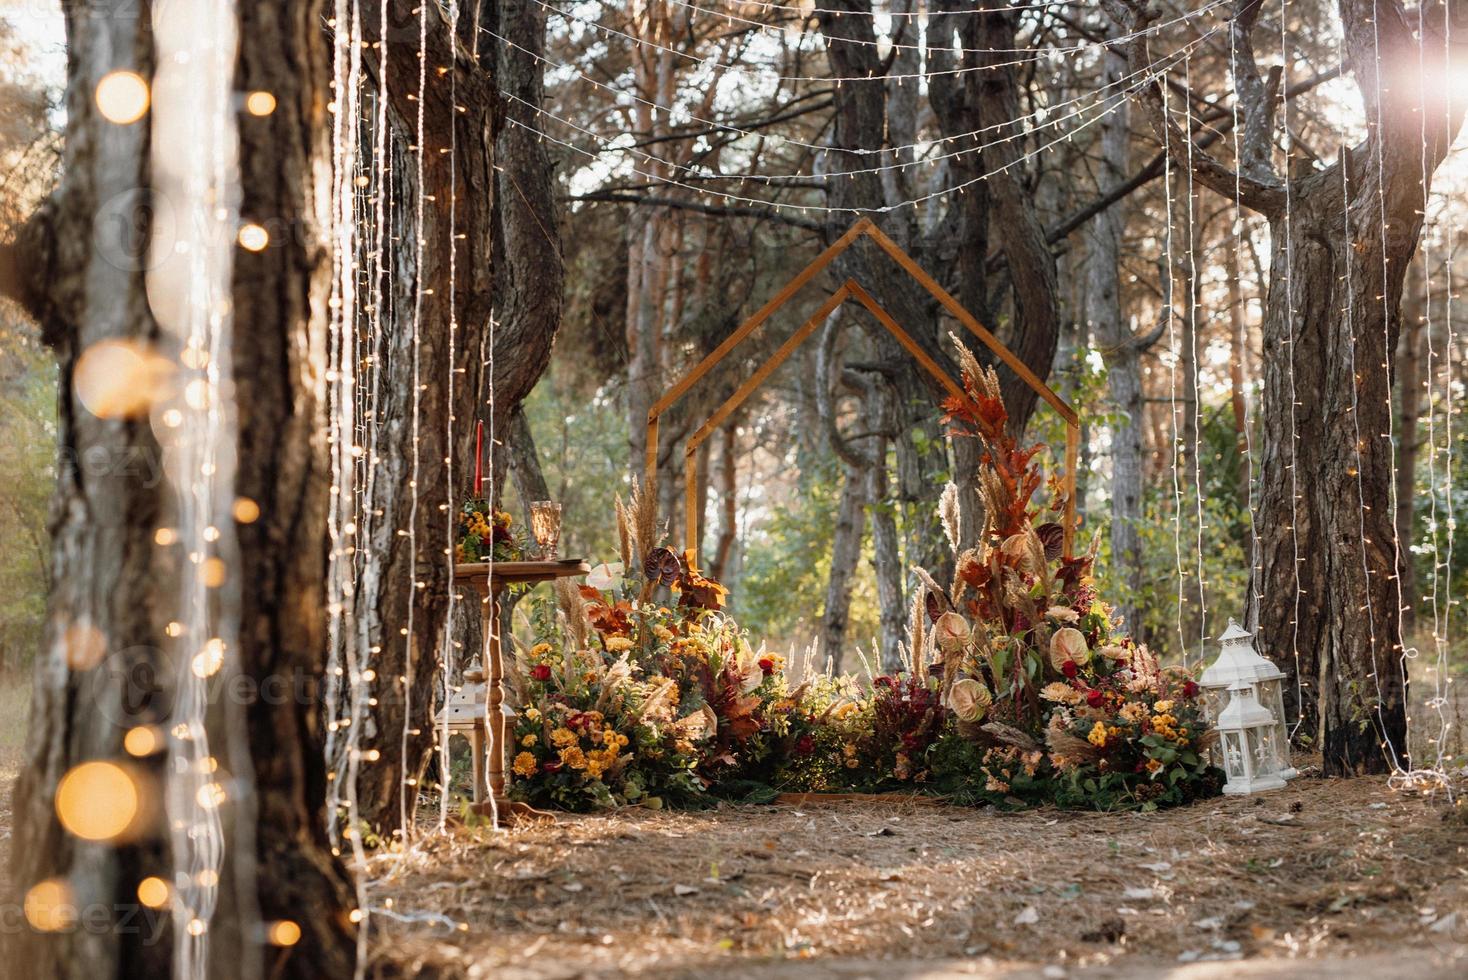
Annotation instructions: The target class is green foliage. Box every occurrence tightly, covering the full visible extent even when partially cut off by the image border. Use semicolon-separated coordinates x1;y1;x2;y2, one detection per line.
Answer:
0;309;53;675
517;372;628;565
1091;406;1252;662
735;459;879;655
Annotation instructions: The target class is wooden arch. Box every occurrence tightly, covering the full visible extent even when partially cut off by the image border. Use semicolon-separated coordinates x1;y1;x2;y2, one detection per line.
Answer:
646;218;1080;563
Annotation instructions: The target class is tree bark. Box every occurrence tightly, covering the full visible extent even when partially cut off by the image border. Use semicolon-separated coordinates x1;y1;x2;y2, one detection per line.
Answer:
8;2;355;976
1112;0;1468;773
818;464;867;674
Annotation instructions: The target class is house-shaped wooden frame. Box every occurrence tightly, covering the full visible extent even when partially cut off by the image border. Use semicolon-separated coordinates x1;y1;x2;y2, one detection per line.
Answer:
645;218;1080;562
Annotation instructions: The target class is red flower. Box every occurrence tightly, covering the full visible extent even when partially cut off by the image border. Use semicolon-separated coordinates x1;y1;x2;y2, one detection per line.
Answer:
758;656;776;676
1182;680;1200;699
1086;689;1105;708
530;664;552;682
542;761;561;774
1061;660;1079;679
795;734;815;756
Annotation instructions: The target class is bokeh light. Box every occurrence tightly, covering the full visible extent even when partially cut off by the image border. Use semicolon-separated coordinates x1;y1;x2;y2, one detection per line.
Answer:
191;638;225;678
245;91;277;116
237;223;270;252
137;876;171;909
23;879;75;932
232;497;261;524
267;919;302;946
62;621;108;671
95;70;150;124
74;339;172;420
124;725;161;757
55;761;140;841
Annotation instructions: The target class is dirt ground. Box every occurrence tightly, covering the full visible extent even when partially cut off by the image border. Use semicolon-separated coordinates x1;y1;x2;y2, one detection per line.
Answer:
364;773;1468;979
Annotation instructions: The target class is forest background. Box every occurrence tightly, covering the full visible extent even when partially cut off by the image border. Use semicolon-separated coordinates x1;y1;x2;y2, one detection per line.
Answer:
1;0;1465;755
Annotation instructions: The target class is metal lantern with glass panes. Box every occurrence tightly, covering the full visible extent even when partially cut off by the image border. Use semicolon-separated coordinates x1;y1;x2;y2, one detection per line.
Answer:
434;659;488;804
1200;618;1295;779
1217;682;1289;794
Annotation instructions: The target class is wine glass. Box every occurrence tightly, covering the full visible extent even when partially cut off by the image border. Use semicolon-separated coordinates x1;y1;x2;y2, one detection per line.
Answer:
529;500;562;560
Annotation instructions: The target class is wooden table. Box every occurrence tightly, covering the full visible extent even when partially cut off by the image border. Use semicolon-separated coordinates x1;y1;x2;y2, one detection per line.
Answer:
453;558;589;823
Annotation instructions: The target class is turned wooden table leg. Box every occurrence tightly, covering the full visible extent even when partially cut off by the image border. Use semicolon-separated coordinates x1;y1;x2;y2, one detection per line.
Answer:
485;583;507;803
470;726;487;805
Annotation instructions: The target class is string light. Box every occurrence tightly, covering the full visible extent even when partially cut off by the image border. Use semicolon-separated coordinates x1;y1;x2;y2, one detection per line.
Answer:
502;60;1176;221
1160;75;1186;662
1279;2;1305;744
96;69;151;124
400;0;429;842
148;1;243;973
1369;0;1408;774
665;0;1198;58
440;0;461;836
529;0;1222;84
484;20;1218;160
497;29;1207;189
1183;52;1207;666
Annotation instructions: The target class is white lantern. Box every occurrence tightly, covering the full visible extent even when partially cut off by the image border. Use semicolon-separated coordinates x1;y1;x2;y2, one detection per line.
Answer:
1217;682;1288;795
1201;618;1295;779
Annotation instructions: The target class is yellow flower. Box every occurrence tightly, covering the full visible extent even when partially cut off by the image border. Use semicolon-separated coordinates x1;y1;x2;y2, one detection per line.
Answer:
1154;700;1175;714
617;733;629;747
1119;703;1148;723
605;636;635;652
653;625;674;642
530;642;553;658
560;746;587;770
520;733;537;747
550;727;577;748
512;752;537;777
1087;720;1109;748
1145;758;1163;774
524;707;542;722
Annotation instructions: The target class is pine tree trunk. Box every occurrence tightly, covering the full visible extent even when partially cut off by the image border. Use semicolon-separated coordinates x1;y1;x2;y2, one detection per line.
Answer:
819;465;868;674
8;2;355;976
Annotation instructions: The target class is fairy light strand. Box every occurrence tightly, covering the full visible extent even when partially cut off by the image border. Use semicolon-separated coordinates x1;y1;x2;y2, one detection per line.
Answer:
533;0;1222;84
500;30;1207;187
501;54;1183;222
439;0;460;836
664;0;1186;58
1369;1;1408;774
1274;0;1306;738
1183;52;1206;667
486;19;1216;162
1160;78;1187;664
400;0;429;840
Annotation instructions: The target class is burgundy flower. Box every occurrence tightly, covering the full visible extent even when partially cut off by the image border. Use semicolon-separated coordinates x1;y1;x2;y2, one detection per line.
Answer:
530;664;552;682
1061;659;1079;679
795;734;815;756
542;761;562;774
1182;680;1200;699
1086;689;1104;708
758;656;776;676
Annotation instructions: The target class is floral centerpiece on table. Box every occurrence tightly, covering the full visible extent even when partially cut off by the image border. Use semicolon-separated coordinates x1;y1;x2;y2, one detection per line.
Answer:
454;499;525;563
911;338;1222;810
506;483;783;810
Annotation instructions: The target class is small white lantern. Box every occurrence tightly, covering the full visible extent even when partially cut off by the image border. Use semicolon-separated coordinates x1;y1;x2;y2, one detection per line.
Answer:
1201;618;1295;779
434;660;488;803
1217;682;1288;795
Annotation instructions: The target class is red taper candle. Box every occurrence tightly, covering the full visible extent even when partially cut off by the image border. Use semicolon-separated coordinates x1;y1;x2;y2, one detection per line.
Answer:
473;420;483;498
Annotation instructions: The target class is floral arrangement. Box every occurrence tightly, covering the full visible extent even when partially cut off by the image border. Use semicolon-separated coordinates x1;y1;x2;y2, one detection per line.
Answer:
454;499;525;563
500;344;1221;812
908;341;1221;810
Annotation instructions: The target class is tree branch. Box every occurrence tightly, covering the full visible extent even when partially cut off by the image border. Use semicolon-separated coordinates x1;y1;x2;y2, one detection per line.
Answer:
1104;0;1284;215
569;191;824;231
